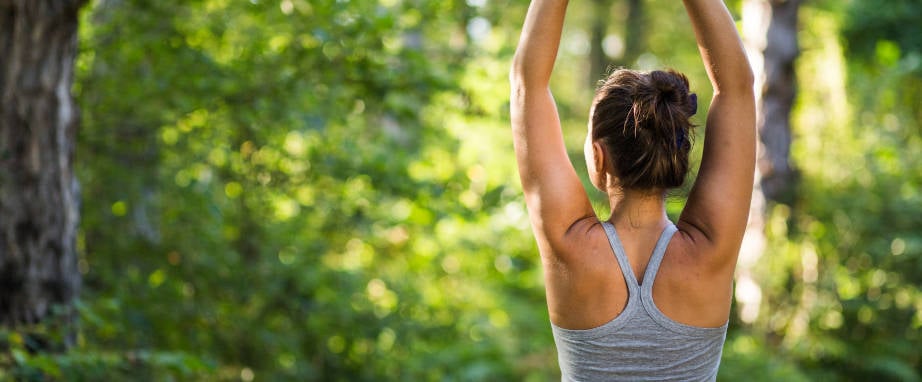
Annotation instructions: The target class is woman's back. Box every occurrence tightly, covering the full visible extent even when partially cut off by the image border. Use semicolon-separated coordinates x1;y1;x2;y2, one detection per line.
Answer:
544;218;734;333
552;222;726;381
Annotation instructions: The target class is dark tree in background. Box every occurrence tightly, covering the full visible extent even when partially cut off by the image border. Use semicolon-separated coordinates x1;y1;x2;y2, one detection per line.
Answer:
0;0;86;347
754;0;800;203
588;0;645;86
737;0;801;326
588;0;614;86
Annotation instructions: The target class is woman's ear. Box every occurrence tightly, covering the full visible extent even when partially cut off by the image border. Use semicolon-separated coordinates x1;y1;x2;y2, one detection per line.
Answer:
588;140;608;191
592;141;606;176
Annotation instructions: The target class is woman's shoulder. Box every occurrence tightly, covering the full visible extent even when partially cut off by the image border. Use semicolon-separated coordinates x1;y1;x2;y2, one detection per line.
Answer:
548;217;614;266
672;217;745;272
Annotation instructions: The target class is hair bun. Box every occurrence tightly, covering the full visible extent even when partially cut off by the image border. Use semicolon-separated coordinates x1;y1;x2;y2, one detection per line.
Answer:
649;70;689;105
590;68;697;190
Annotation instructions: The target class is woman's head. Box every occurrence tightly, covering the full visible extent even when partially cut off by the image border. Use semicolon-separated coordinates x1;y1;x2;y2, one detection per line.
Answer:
585;69;696;193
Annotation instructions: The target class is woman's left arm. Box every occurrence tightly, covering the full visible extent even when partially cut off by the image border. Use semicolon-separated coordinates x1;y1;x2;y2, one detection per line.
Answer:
510;0;595;258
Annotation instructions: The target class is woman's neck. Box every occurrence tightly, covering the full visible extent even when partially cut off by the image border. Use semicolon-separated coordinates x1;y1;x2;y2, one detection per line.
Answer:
607;188;669;231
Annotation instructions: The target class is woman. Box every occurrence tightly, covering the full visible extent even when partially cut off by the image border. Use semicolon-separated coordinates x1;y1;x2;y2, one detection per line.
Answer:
509;0;755;380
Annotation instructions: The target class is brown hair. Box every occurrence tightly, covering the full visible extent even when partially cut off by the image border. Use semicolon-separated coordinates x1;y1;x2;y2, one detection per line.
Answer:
591;69;696;191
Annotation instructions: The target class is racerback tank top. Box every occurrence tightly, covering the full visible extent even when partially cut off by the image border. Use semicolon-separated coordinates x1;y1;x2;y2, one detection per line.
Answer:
550;221;728;381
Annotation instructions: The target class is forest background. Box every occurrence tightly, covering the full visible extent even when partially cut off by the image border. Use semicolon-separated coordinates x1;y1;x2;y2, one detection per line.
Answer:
2;0;921;380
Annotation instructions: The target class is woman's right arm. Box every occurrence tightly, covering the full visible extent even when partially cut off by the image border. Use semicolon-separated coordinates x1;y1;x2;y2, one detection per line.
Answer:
677;0;756;266
510;0;596;258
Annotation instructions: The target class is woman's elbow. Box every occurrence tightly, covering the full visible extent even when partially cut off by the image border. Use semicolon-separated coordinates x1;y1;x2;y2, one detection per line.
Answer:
509;55;529;87
731;61;756;96
738;66;756;95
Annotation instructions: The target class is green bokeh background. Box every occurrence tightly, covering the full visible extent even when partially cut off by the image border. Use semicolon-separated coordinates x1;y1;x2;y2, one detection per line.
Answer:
4;0;921;380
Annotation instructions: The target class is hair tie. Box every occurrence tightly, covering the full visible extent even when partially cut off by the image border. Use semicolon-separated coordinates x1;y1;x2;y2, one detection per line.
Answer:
688;93;698;116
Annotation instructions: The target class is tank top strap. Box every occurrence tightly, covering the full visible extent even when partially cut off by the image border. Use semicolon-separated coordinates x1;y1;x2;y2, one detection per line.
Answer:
640;222;678;293
600;222;640;294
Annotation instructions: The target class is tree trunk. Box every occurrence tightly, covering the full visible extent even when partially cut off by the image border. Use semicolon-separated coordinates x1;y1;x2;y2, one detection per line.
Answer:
0;0;86;347
588;0;610;86
621;0;644;67
752;0;800;203
737;0;800;325
588;0;644;86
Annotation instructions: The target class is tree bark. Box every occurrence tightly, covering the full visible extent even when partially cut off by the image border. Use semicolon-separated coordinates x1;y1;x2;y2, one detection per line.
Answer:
737;0;800;325
754;0;800;203
588;0;610;86
588;0;644;86
0;0;86;346
621;0;644;67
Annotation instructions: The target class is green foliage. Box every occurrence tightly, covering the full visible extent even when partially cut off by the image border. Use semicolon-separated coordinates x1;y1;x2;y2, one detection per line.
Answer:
67;0;550;379
6;0;918;380
843;0;922;72
718;334;812;382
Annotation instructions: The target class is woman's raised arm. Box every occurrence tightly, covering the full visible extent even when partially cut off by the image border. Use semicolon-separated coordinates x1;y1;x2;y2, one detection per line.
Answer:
510;0;595;257
678;0;757;264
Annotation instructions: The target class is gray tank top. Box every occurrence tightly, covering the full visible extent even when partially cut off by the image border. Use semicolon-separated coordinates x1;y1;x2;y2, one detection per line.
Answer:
551;221;728;381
